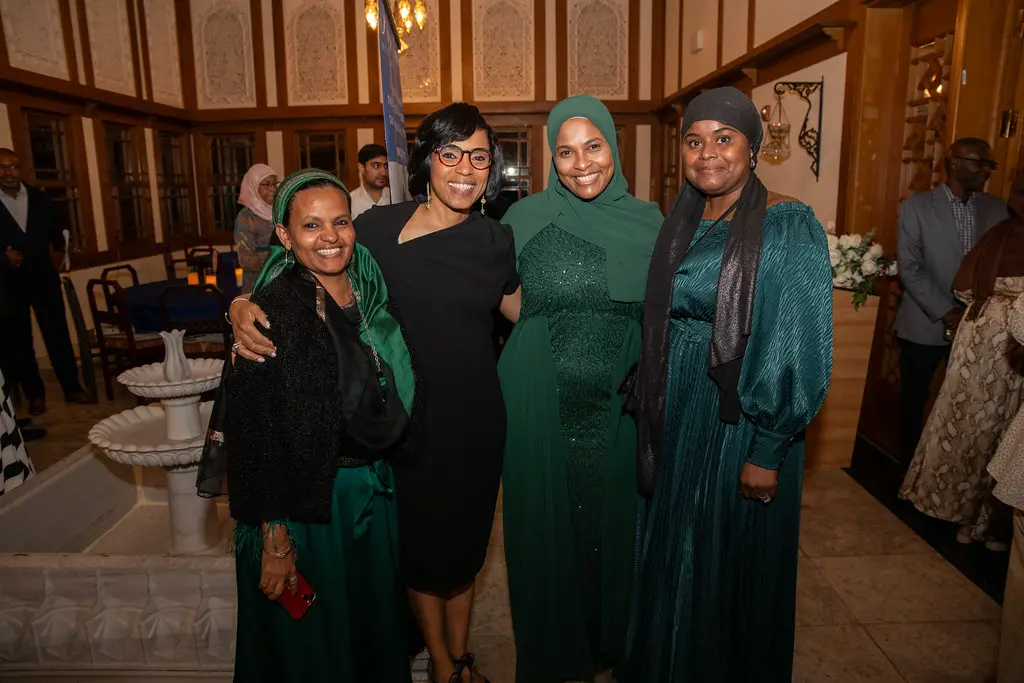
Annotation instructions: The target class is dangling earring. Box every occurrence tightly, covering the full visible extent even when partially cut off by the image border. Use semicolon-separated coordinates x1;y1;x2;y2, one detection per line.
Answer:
750;151;756;169
425;187;431;210
285;249;294;266
481;196;487;216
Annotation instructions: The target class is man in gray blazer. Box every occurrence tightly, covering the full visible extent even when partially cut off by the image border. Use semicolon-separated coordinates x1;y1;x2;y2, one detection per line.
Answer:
895;138;1008;463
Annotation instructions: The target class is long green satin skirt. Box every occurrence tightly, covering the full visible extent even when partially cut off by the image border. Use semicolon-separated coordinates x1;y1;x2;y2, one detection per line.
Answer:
233;462;411;682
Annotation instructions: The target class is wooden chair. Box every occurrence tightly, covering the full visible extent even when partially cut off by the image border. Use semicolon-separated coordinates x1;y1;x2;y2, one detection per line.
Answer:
186;246;217;281
162;246;189;281
61;277;98;402
159;284;232;358
100;264;140;288
86;279;163;400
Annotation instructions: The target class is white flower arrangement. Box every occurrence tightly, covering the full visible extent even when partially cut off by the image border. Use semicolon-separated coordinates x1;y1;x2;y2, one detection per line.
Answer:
826;230;897;310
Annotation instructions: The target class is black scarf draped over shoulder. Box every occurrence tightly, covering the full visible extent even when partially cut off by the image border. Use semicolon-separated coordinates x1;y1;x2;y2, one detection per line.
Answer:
631;86;768;497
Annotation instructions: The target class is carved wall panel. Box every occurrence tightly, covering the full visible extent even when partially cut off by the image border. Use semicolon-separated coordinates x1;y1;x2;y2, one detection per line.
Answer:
284;0;348;105
398;0;441;103
143;0;183;107
567;0;628;100
472;0;535;101
84;0;137;97
191;0;257;109
0;0;69;81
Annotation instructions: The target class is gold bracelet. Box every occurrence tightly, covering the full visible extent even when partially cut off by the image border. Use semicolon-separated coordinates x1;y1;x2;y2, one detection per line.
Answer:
263;544;293;558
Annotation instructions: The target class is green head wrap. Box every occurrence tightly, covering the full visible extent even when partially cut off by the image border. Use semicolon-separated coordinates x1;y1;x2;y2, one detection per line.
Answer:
500;95;664;302
251;168;414;415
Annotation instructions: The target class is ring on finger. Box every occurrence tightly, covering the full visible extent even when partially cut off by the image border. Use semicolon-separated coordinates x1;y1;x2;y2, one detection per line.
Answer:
231;342;242;353
759;493;772;504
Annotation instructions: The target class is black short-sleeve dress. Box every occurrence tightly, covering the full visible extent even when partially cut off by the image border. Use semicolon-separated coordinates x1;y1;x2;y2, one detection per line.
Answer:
356;201;519;592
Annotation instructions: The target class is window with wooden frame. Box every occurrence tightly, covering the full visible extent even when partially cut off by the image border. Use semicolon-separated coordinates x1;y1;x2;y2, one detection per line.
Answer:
103;122;151;245
156;131;195;238
206;134;256;234
22;109;86;252
297;131;347;180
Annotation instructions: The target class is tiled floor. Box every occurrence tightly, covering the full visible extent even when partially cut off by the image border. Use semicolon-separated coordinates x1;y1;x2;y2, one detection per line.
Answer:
4;372;1005;683
467;470;1002;683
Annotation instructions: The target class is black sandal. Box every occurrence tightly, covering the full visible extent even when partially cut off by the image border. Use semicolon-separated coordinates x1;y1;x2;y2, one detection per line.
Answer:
452;653;490;683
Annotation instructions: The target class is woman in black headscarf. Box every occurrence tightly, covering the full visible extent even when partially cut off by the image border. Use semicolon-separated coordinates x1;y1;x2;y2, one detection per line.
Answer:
624;87;833;682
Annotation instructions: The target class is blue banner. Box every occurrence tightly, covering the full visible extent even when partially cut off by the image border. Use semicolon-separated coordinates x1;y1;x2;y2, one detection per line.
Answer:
378;0;410;203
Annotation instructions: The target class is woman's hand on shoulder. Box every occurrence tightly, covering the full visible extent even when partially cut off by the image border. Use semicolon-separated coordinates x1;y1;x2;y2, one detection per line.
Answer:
229;296;276;361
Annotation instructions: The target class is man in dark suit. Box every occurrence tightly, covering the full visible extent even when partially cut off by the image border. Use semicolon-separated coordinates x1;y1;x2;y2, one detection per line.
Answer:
895;138;1008;464
0;147;90;415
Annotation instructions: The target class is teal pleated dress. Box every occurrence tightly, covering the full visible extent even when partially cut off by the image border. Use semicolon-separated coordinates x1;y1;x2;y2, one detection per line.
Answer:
234;462;412;682
625;202;833;683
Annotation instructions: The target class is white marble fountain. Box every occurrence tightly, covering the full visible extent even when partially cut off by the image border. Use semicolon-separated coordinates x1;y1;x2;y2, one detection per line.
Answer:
0;332;236;675
89;330;223;555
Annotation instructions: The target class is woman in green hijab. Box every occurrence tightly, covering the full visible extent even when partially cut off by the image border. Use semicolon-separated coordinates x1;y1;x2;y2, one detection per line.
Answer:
223;170;415;681
498;95;663;682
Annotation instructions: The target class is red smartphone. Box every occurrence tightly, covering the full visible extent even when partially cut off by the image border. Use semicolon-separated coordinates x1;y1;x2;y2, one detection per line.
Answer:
278;572;316;620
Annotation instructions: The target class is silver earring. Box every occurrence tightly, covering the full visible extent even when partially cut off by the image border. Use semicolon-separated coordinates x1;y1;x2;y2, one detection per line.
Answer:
425;188;431;210
750;151;756;169
285;249;294;266
481;197;487;216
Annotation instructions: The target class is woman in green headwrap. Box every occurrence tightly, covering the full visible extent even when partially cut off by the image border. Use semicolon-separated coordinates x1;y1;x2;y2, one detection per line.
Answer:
223;170;415;682
498;95;663;682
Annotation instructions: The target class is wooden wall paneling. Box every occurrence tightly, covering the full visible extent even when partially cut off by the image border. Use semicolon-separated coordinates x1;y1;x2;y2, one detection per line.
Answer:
367;20;380;104
282;128;298;174
911;0;958;46
254;127;268;165
460;0;474;102
125;0;146;99
747;0;756;52
629;0;640;100
344;0;360;107
530;122;546;193
251;0;267;108
0;2;8;70
717;0;725;69
75;0;95;87
4;103;30;176
58;0;81;85
175;0;197;111
272;0;288;107
651;0;665;100
136;0;155;100
91;120;116;252
534;0;546;102
345;127;359;189
946;0;1009;144
619;124;635;192
555;0;567;99
70;113;97;255
979;0;1024;198
678;0;684;93
439;0;452;102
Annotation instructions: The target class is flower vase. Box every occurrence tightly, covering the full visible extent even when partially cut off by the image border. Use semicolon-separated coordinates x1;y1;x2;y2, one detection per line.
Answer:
160;330;191;382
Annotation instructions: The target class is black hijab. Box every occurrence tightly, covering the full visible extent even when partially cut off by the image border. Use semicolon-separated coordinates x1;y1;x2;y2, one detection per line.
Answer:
633;87;769;496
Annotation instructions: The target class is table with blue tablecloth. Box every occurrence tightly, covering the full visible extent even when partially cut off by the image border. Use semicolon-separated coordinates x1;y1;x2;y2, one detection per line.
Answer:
125;274;241;333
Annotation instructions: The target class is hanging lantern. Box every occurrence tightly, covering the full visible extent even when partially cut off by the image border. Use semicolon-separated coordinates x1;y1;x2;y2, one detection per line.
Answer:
414;0;427;30
760;92;792;164
364;0;378;29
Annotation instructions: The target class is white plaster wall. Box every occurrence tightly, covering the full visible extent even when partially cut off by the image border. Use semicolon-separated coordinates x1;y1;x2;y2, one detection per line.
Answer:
681;0;718;87
753;52;847;230
721;0;749;65
754;0;833;47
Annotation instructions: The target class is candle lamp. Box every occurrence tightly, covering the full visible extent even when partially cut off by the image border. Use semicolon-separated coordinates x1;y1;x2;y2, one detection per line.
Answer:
186;271;199;286
235;267;244;289
204;274;217;286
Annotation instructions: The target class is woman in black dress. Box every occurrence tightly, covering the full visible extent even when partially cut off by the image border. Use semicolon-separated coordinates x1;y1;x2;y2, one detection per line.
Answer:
230;103;520;683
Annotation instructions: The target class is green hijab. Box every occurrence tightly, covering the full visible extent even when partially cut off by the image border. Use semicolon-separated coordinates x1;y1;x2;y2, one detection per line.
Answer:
501;95;664;302
252;169;414;415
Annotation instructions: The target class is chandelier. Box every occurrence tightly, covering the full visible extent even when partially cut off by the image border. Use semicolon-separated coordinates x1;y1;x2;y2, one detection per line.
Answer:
365;0;426;53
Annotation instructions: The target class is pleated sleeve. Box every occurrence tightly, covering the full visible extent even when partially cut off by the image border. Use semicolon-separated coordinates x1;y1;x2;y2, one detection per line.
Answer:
738;204;834;470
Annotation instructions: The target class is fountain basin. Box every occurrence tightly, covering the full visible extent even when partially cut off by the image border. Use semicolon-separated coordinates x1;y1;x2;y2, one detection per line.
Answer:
87;403;214;468
118;359;223;400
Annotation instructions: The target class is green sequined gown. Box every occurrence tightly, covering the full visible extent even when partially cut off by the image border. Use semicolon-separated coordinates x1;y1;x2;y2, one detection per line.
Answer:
499;225;643;683
625;202;833;683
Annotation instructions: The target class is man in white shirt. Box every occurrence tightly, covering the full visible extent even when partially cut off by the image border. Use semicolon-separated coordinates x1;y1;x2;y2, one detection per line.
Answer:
349;144;391;219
